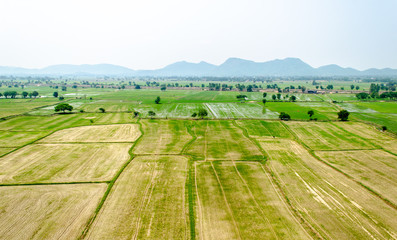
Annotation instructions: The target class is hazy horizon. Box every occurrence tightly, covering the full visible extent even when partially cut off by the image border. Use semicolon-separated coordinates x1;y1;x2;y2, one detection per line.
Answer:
1;0;396;70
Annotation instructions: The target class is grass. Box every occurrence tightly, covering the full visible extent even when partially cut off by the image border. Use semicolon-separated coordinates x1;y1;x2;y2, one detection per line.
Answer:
86;155;189;239
236;120;292;138
285;121;375;150
259;138;397;239
0;143;132;184
186;120;263;161
0;184;106;239
39;124;141;143
315;149;397;207
194;161;310;239
0;130;51;147
133;119;192;154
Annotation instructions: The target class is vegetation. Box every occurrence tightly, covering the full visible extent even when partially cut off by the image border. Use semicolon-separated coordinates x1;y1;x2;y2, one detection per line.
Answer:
338;109;350;121
54;103;73;113
279;112;291;120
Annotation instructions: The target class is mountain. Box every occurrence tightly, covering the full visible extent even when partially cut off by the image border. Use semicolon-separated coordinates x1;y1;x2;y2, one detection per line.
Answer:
1;58;397;77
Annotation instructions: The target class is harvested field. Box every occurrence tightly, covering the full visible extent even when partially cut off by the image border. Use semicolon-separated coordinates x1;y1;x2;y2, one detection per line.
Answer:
0;131;50;147
0;148;15;156
316;149;397;207
236;120;292;138
187;121;263;161
0;143;132;184
40;124;140;143
133;119;192;154
259;138;397;239
382;140;397;154
333;121;393;141
286;121;375;150
87;155;189;240
194;161;310;239
0;184;106;240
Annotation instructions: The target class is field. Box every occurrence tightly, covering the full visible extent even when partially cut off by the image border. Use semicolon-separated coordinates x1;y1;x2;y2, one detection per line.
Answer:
0;184;106;240
86;155;189;239
194;161;310;239
40;124;141;143
1;85;397;239
0;143;132;184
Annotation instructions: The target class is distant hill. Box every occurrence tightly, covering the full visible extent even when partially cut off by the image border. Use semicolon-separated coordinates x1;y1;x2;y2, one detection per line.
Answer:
1;58;397;77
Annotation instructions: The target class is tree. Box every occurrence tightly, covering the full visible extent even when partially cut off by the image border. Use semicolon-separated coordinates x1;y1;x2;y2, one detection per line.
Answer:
198;109;208;118
32;91;39;98
355;86;360;90
263;92;267;98
236;94;247;102
53;92;58;98
22;91;28;98
191;112;197;117
279;112;291;121
382;126;387;131
148;110;156;118
308;110;314;119
135;85;141;89
61;86;67;91
350;85;355;90
59;96;65;100
290;95;296;102
160;86;166;91
155;96;161;104
356;92;369;100
276;93;281;100
272;94;277;100
337;110;350;121
0;93;2;97
301;86;306;93
133;111;140;117
54;103;73;113
99;107;106;113
262;99;267;105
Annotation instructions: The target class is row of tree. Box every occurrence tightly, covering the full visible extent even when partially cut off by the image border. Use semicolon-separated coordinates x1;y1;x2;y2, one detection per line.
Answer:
0;91;39;98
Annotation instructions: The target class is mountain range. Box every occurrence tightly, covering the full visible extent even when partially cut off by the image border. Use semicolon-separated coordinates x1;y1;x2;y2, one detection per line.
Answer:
1;58;397;77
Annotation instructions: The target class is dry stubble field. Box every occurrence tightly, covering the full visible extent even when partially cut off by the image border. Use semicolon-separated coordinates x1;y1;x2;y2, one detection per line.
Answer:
0;116;397;240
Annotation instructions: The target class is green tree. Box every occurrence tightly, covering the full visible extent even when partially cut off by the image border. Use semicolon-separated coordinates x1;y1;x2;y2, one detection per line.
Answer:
22;91;28;98
290;95;296;102
155;96;161;104
279;112;291;121
356;92;369;100
32;91;39;98
355;86;360;90
160;86;166;91
350;85;355;90
263;92;267;98
262;99;267;105
337;110;350;121
308;110;314;119
198;109;208;118
54;103;73;113
272;94;277;101
99;107;106;113
191;112;197;117
148;110;156;118
53;92;58;98
133;111;140;117
276;93;281;100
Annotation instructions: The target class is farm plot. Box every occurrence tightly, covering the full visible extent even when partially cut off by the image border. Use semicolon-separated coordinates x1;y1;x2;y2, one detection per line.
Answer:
316;150;397;207
0;130;50;147
40;124;140;143
194;161;310;240
79;100;136;112
133;120;192;154
132;103;203;118
187;121;263;161
266;102;330;120
236;120;292;138
0;184;106;240
204;102;278;119
333;121;393;141
0;143;132;184
0;148;14;156
382;140;397;154
286;122;375;150
86;155;189;240
259;139;397;239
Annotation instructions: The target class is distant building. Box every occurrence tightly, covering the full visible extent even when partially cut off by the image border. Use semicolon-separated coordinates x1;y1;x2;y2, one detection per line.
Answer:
307;90;317;94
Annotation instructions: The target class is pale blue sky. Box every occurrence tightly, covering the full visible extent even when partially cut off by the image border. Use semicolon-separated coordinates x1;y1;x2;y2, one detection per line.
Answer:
0;0;396;70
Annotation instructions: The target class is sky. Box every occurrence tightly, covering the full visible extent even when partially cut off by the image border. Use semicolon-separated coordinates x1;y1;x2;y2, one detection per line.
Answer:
0;0;396;70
